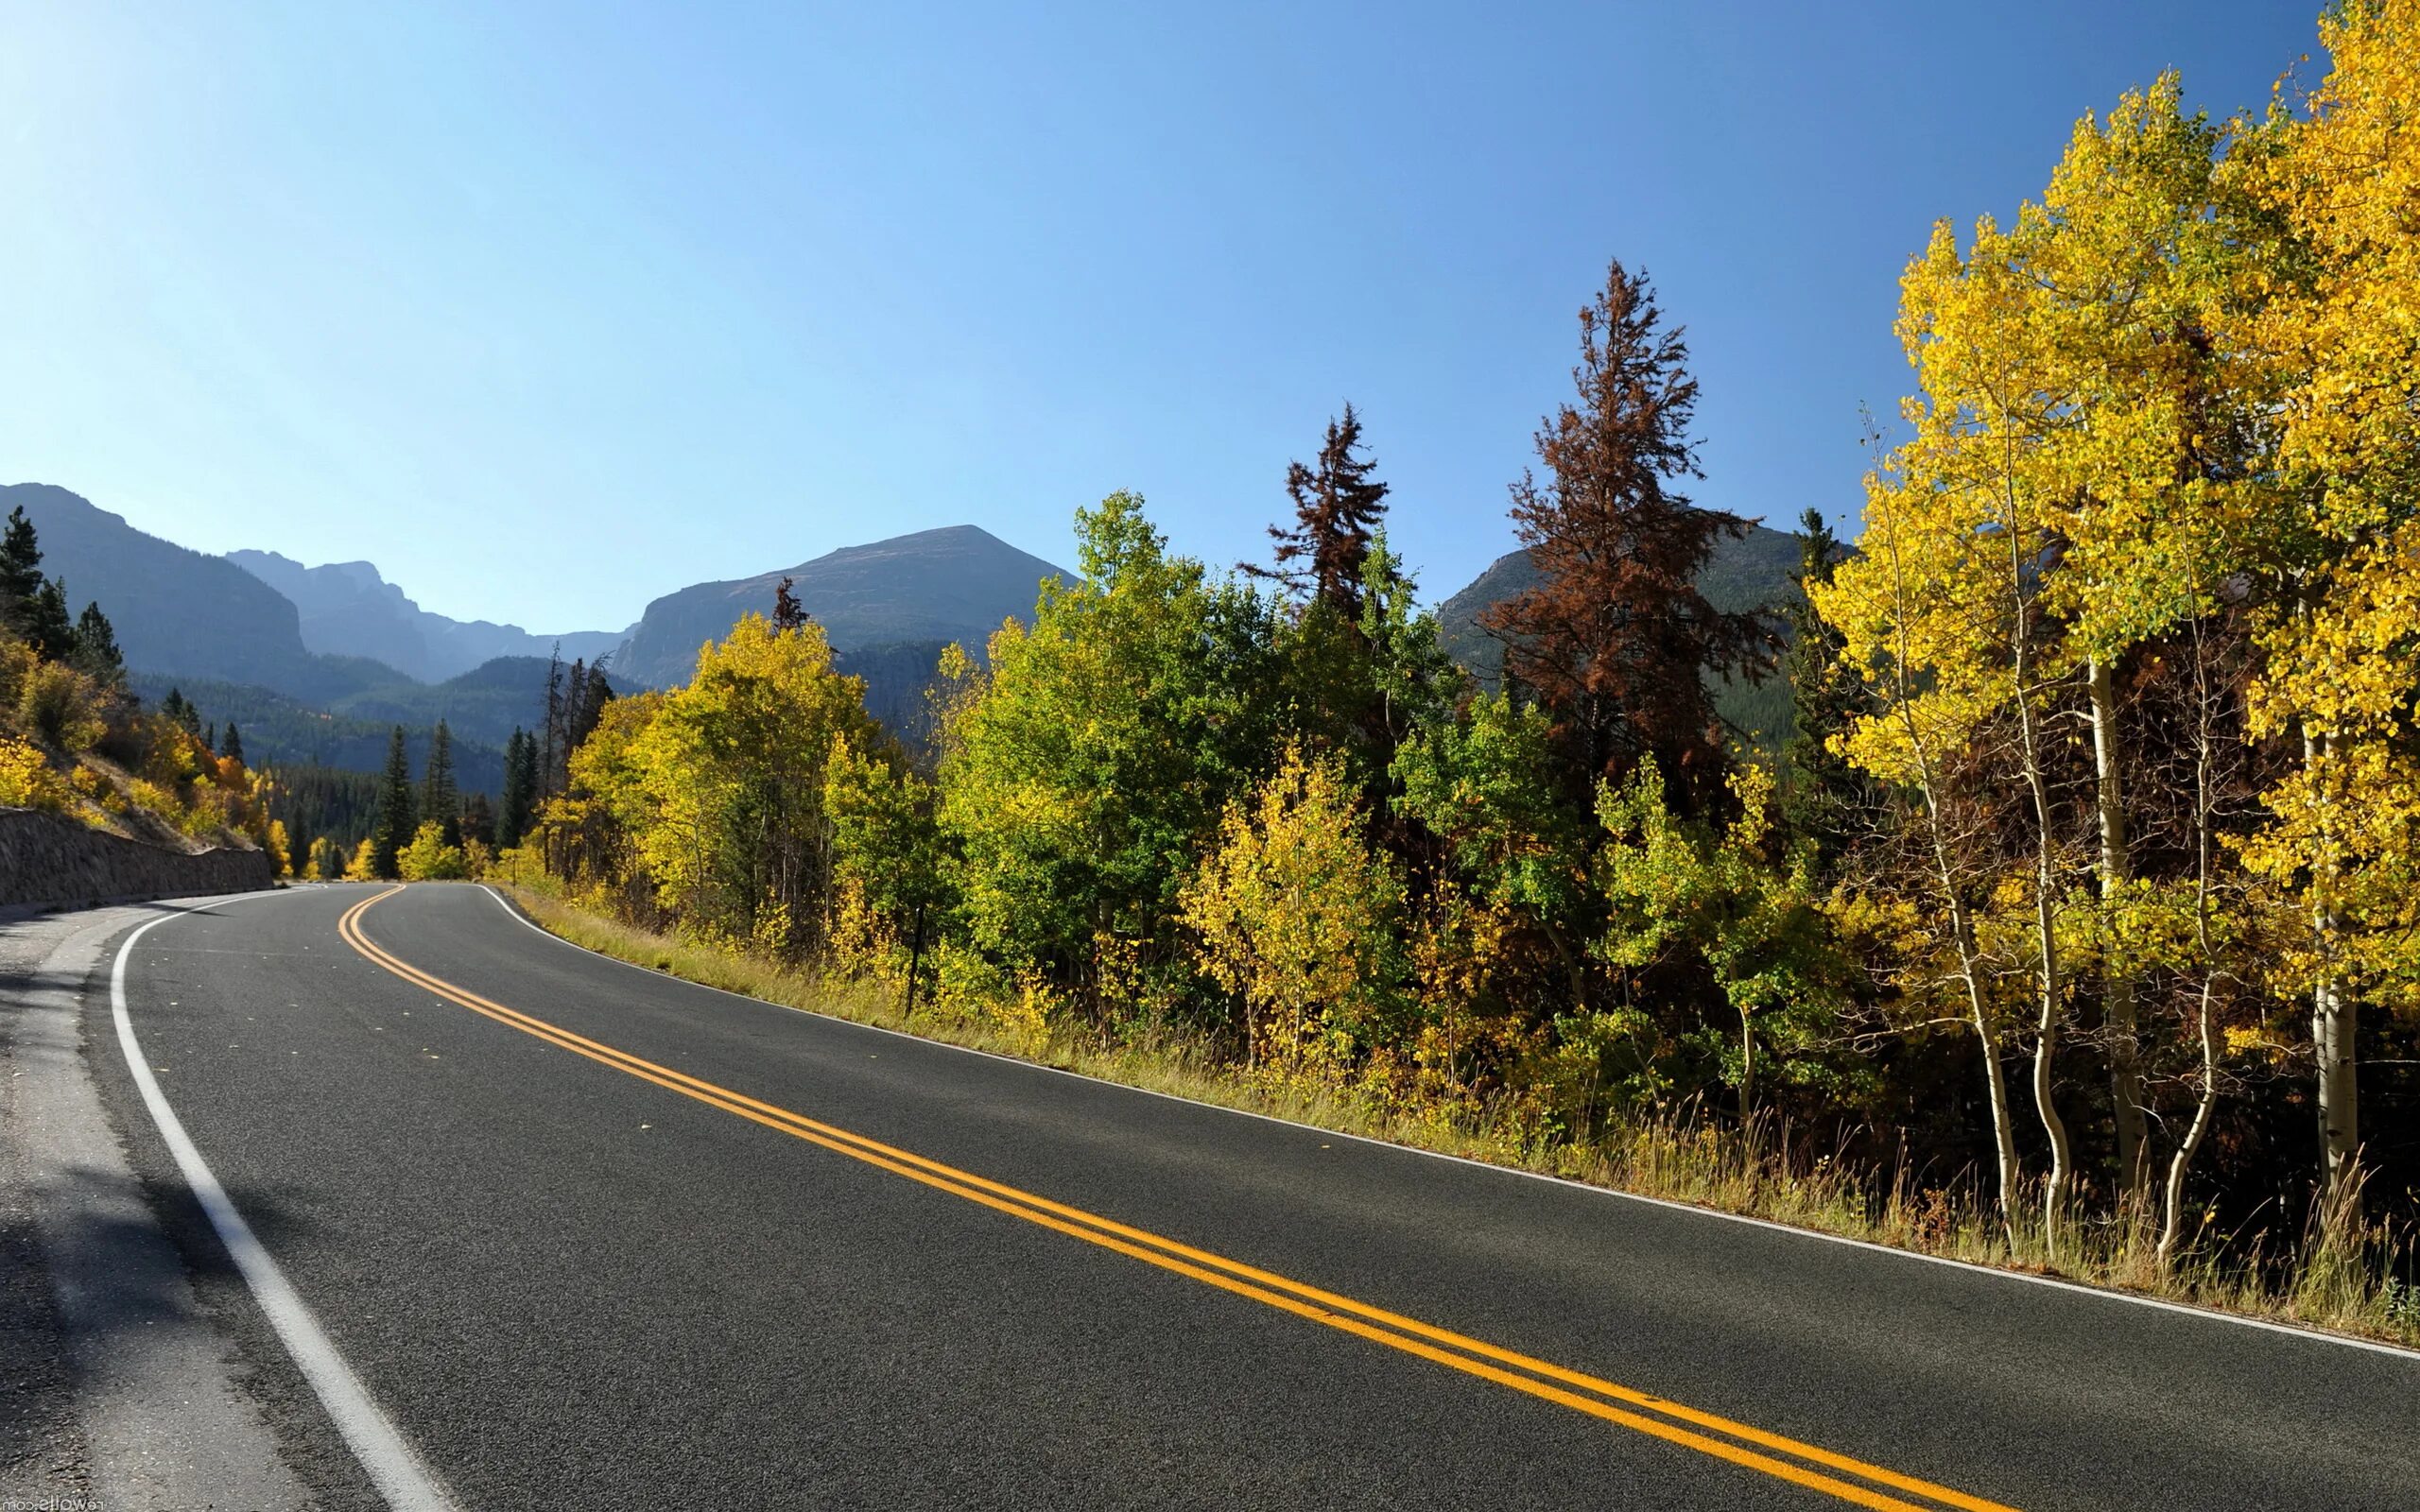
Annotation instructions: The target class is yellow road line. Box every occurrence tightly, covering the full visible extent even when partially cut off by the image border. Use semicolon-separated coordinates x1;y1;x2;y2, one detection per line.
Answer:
337;885;2016;1512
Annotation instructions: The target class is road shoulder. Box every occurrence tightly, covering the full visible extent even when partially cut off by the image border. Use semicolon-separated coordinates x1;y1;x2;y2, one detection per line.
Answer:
2;899;314;1512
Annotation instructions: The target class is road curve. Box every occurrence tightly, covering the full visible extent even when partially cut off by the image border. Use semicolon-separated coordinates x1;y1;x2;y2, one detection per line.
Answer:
96;882;2420;1510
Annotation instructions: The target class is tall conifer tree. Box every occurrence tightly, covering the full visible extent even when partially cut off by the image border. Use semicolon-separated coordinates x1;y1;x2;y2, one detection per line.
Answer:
1481;260;1772;812
372;726;418;879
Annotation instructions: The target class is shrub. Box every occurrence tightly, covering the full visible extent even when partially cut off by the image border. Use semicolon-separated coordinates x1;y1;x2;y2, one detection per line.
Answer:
0;735;70;812
18;662;104;752
397;820;469;881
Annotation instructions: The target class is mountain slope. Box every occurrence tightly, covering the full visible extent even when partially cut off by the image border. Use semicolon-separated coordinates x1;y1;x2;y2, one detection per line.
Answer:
614;524;1068;689
0;483;404;702
126;672;508;797
1435;522;1806;747
226;549;624;683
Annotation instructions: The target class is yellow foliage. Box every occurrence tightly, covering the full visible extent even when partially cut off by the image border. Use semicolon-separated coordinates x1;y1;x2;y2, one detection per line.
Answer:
1180;744;1404;1075
0;735;70;812
397;821;468;881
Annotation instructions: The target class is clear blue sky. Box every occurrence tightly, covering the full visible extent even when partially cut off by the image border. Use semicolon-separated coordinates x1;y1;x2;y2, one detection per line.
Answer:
2;2;2322;634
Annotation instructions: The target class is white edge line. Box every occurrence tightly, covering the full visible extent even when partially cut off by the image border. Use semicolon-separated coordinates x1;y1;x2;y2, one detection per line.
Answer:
475;885;2420;1366
113;888;461;1512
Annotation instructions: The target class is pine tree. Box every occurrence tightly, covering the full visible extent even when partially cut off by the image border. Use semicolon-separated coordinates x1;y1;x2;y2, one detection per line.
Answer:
0;507;42;610
202;723;218;756
460;791;495;850
1777;507;1874;874
773;577;810;633
422;720;459;848
569;660;613;752
371;726;418;879
497;728;534;849
221;722;245;766
1481;260;1772;812
70;602;123;679
1251;404;1393;618
540;645;564;799
21;579;74;661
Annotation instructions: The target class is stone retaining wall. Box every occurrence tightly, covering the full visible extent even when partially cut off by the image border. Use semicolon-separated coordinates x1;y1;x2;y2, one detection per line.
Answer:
0;808;275;909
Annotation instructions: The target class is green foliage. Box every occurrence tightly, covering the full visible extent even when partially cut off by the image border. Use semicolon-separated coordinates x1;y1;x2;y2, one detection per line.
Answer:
938;491;1281;1015
1595;760;1849;1107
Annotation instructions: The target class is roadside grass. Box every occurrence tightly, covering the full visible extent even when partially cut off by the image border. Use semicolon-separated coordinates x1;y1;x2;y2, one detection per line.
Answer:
497;882;2419;1352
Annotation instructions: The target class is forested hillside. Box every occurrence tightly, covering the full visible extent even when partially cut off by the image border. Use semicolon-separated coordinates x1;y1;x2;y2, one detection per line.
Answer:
0;484;405;703
0;507;281;863
503;6;2420;1348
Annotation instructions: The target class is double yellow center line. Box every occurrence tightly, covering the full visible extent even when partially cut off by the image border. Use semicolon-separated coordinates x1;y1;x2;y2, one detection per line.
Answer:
338;886;2014;1512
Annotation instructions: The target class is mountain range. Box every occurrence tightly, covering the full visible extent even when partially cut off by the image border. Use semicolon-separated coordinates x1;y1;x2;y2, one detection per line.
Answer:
1;480;1810;788
225;549;625;685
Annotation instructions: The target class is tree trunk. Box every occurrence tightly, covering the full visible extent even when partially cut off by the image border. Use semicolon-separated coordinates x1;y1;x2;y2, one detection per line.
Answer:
2157;980;2221;1267
2304;727;2361;1218
2313;941;2360;1213
2088;656;2149;1209
2008;541;2072;1261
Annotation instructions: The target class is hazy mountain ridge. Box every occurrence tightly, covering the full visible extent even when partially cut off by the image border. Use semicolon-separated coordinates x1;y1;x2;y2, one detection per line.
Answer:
0;483;411;703
613;524;1070;689
227;547;625;683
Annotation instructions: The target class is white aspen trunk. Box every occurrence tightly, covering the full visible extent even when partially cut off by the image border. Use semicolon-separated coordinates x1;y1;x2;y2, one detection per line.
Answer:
2007;529;2073;1262
2304;726;2361;1218
2158;616;2225;1269
2088;656;2149;1208
2158;978;2221;1267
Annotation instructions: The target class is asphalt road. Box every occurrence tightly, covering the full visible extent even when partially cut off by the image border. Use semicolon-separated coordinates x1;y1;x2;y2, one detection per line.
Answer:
93;882;2420;1510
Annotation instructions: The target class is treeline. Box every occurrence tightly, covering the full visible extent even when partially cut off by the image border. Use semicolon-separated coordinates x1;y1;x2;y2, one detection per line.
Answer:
517;6;2418;1324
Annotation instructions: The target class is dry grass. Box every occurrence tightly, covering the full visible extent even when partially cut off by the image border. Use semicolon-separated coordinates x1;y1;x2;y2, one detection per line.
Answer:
501;883;2420;1352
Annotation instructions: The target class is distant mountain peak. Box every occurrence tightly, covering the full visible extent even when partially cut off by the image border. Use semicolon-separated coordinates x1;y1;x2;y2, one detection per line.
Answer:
613;524;1070;689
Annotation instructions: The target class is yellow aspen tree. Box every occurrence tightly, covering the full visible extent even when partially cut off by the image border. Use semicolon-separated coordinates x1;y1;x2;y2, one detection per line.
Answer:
2235;0;2420;1213
2017;77;2272;1212
1822;196;2093;1253
1813;434;2030;1235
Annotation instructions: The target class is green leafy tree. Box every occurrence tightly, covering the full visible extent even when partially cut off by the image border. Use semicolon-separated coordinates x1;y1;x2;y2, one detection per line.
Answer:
939;491;1280;1015
1595;758;1845;1111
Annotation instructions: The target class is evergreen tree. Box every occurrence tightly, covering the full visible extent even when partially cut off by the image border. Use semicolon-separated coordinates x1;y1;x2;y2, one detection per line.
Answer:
371;726;418;879
0;507;42;610
203;723;219;755
422;720;460;847
563;660;613;756
773;576;810;633
1251;404;1393;619
221;722;245;766
1778;508;1873;875
21;579;74;661
70;602;123;679
1481;260;1772;814
540;646;565;798
460;791;495;850
497;728;535;849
